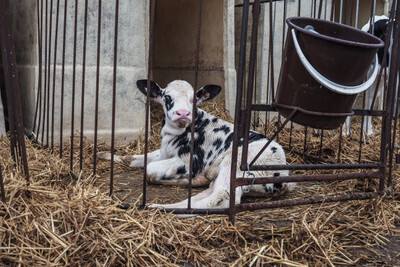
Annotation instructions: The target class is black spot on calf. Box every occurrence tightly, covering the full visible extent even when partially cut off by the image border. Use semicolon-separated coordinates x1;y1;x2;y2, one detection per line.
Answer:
273;183;283;192
177;165;187;175
224;133;234;150
213;139;223;150
271;147;277;153
213;125;231;134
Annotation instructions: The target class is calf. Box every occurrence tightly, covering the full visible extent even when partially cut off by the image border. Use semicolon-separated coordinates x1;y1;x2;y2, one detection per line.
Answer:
344;15;389;136
99;80;295;209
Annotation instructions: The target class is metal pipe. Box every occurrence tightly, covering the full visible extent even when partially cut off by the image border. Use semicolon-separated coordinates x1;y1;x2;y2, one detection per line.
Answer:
188;0;203;210
41;0;48;144
235;0;281;7
70;0;79;171
379;0;400;192
46;0;53;147
35;0;44;143
0;167;4;202
110;0;119;196
240;0;261;170
51;0;60;152
59;0;68;158
33;0;42;136
80;0;89;171
0;0;30;182
247;163;380;171
143;0;156;207
229;0;250;222
236;171;381;186
93;0;102;174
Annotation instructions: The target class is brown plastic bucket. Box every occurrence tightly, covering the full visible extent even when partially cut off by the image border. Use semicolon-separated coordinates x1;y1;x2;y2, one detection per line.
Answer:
275;17;384;129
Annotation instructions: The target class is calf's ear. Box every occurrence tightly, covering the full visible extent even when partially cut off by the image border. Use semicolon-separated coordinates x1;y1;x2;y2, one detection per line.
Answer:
136;80;162;99
196;85;222;105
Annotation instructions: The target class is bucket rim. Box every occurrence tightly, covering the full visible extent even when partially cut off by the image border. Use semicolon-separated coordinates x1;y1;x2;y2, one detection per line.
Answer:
286;16;384;49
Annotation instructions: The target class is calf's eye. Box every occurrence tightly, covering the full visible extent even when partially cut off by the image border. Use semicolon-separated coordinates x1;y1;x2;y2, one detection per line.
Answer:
164;95;174;111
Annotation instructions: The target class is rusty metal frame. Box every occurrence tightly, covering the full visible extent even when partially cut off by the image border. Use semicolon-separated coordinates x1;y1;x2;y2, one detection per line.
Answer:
2;0;397;222
226;0;400;221
0;0;31;202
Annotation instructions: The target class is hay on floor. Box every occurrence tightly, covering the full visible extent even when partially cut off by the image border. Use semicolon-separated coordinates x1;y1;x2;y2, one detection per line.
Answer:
1;100;400;266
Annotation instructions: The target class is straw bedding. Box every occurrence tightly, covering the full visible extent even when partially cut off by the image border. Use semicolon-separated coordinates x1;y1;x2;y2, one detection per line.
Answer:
1;101;400;266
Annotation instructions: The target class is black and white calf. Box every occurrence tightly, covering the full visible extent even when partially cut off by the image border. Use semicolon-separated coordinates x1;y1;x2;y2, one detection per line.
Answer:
99;80;295;209
344;15;389;136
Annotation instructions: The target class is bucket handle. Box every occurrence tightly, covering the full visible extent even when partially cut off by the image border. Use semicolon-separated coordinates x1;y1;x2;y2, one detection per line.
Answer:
291;29;379;95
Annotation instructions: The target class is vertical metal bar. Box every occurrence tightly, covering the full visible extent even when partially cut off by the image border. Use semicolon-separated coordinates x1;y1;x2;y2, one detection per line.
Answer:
0;166;4;202
269;0;275;102
337;125;343;163
319;129;324;158
70;0;78;171
358;92;366;163
51;0;60;152
318;0;323;19
240;0;261;169
370;0;395;111
80;0;89;171
339;0;343;24
46;0;53;147
349;0;354;26
342;0;347;25
188;0;203;210
143;0;156;207
298;0;301;16
0;0;30;183
41;0;48;143
310;0;314;18
229;0;250;222
379;0;400;192
36;0;44;143
93;0;102;174
288;121;293;151
33;0;42;135
303;126;308;154
282;0;287;55
59;0;68;158
110;0;119;196
388;67;400;186
371;0;377;35
258;4;266;124
330;0;335;21
354;0;359;28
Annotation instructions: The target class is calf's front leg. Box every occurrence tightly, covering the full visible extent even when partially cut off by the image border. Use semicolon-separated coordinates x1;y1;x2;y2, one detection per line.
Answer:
97;149;161;168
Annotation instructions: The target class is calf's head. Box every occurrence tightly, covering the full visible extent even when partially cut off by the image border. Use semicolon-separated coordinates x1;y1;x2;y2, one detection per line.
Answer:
137;80;221;128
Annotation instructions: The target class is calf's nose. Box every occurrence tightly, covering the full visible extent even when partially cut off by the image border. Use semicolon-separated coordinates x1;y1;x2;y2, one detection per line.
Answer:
175;109;191;117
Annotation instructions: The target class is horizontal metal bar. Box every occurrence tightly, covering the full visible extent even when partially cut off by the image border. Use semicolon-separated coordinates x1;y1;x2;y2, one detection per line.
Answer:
352;109;388;116
251;104;388;117
235;0;282;7
235;191;379;213
119;203;229;215
236;171;381;186
245;163;381;171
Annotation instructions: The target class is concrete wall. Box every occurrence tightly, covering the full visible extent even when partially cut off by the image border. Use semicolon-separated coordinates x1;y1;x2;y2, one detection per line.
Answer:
152;0;236;114
9;0;236;144
10;0;149;145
